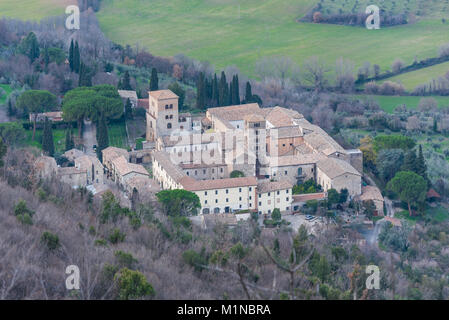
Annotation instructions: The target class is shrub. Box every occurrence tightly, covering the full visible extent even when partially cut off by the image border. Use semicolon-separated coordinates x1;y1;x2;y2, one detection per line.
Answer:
182;249;208;271
230;170;245;178
114;268;155;300
271;208;281;221
108;228;126;244
13;199;35;225
41;231;60;250
115;250;138;269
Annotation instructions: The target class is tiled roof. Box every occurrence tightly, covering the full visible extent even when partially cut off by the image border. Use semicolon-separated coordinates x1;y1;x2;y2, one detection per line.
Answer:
112;156;149;177
125;175;161;193
63;149;84;161
102;146;129;162
152;151;188;183
118;90;137;99
34;156;57;172
184;176;257;191
138;99;149;109
149;89;178;100
270;153;324;167
317;158;361;179
244;113;265;122
207;103;260;121
179;162;227;169
303;131;346;156
75;155;102;170
263;106;303;127
359;186;384;202
273;126;303;138
257;180;293;193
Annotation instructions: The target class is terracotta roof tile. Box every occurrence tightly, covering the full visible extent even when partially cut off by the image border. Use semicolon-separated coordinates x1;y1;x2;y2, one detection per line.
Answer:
149;89;178;100
184;176;257;191
257;180;293;193
207;103;260;121
317;158;361;179
112;156;149;177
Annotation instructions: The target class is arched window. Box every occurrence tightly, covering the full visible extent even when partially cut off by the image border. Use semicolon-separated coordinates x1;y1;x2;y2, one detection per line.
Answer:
214;207;220;214
202;208;210;214
167;123;172;129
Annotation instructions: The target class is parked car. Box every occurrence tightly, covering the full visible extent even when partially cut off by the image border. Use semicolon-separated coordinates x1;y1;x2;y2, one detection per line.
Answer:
305;215;315;221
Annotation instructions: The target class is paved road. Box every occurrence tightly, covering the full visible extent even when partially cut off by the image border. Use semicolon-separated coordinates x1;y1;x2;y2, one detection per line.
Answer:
82;120;97;156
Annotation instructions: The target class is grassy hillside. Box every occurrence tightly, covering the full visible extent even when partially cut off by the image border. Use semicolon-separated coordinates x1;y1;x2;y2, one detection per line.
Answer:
379;61;449;91
96;0;449;77
0;0;70;21
354;94;449;113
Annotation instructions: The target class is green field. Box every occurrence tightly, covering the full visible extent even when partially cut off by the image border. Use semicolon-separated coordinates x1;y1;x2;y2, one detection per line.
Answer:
354;94;449;113
379;61;449;91
95;0;449;77
108;121;128;149
0;0;69;21
0;84;12;105
24;127;66;154
2;1;449;79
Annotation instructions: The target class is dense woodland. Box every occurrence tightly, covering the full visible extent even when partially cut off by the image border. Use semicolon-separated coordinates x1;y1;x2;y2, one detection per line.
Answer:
0;147;448;300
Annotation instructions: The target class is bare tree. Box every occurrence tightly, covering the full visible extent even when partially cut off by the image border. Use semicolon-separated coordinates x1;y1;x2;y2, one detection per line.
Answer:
301;56;330;91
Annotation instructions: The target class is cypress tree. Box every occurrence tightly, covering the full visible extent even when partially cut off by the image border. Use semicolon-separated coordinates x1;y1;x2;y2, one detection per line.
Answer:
65;126;75;151
212;74;219;107
125;98;133;120
205;77;212;102
150;68;159;91
234;74;240;105
229;78;234;106
73;41;80;73
228;81;233;106
42;117;55;157
78;62;92;87
218;71;227;106
402;149;417;173
43;47;50;67
28;32;40;61
416;145;428;181
196;72;206;110
96;114;109;162
245;81;253;103
122;71;132;90
69;39;74;71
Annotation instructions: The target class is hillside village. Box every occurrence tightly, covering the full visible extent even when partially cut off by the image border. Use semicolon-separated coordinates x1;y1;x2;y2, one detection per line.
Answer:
33;88;383;231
